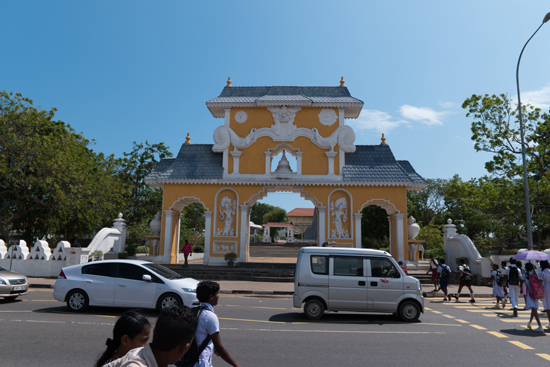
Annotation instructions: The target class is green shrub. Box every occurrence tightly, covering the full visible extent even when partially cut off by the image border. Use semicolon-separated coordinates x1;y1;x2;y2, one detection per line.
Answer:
90;250;103;261
126;244;137;256
455;257;469;266
118;252;129;259
192;245;204;253
224;252;237;262
424;246;445;259
135;245;147;253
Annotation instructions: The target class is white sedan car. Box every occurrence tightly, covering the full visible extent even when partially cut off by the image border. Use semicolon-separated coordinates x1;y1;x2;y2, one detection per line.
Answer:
53;260;199;312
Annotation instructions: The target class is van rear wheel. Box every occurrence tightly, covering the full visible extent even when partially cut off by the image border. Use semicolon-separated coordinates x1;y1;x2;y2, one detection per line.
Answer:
304;299;324;320
398;300;420;322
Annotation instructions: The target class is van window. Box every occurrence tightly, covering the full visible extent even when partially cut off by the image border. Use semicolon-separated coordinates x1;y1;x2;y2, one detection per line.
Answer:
333;256;363;276
370;258;400;278
311;255;328;275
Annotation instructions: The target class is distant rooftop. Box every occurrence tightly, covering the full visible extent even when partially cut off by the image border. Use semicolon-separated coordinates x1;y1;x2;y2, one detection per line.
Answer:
287;208;315;217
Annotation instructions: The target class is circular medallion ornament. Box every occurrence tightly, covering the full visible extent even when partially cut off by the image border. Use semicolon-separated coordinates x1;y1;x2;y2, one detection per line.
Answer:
318;109;338;126
235;111;248;123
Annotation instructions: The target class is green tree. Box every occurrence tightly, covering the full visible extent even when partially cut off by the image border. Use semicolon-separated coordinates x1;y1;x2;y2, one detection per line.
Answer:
263;207;287;223
407;178;448;226
120;141;173;226
0;91;128;242
360;205;389;249
250;202;278;225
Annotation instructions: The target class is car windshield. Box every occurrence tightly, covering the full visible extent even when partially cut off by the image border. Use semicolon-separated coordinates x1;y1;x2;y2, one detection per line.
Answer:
142;263;182;279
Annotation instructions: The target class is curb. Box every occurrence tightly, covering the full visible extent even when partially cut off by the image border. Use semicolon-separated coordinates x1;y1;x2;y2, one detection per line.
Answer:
29;284;54;289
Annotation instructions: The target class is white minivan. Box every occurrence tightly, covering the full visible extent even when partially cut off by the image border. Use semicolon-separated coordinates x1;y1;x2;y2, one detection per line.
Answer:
293;247;424;321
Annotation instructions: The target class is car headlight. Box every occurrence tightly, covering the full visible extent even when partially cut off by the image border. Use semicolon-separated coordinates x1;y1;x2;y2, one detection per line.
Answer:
0;278;8;285
182;288;196;293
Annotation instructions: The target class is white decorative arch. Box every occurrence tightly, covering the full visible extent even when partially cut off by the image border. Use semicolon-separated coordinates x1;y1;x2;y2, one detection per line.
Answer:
358;198;400;215
265;143;302;175
245;185;322;208
268;142;301;157
169;196;208;212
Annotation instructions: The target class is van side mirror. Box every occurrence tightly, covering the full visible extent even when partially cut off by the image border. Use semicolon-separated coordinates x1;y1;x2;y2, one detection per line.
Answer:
142;274;152;282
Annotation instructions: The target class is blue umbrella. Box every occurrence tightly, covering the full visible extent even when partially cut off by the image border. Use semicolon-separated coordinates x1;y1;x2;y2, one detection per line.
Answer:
512;250;550;261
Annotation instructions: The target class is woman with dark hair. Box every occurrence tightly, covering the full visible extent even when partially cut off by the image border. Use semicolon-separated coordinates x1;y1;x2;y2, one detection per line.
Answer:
539;260;550;328
521;262;543;332
95;310;151;366
517;261;527;306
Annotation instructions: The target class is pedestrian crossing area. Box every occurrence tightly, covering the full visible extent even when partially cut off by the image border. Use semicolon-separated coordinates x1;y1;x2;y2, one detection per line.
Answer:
440;298;550;331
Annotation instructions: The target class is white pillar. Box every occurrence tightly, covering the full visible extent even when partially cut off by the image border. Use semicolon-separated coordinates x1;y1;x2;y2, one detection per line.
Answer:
338;108;346;174
203;211;213;265
296;151;303;175
265;152;272;175
112;213;126;253
224;108;231;127
388;215;393;256
354;213;362;248
175;212;182;257
318;206;327;246
239;205;249;262
325;151;338;175
230;150;243;174
163;210;175;264
394;213;405;261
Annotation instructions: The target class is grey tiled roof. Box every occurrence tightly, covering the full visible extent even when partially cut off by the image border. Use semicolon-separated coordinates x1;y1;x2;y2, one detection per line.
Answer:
207;86;363;104
145;144;223;181
343;145;427;184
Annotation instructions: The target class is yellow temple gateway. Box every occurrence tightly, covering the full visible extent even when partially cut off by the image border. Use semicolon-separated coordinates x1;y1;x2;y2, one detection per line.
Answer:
145;79;427;265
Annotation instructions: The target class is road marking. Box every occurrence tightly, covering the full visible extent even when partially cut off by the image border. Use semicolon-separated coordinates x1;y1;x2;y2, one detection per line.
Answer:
536;354;550;361
481;314;499;317
487;331;508;338
508;341;534;349
467;310;494;313
0;318;115;326
222;327;446;334
431;311;442;314
470;324;487;330
443;315;455;319
0;310;32;313
424;307;432;311
225;304;287;310
219;317;285;324
455;319;469;323
499;319;531;323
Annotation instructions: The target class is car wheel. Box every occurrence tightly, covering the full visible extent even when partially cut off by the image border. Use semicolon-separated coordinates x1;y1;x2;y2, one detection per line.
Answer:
157;293;182;312
66;290;89;312
3;296;18;301
304;299;324;320
398;300;420;322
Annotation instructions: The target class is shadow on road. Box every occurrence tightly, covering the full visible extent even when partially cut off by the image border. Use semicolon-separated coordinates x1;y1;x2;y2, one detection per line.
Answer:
30;306;159;318
0;297;24;305
499;328;547;338
269;312;419;324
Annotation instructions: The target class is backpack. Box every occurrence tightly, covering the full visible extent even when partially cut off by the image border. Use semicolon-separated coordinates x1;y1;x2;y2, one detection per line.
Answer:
495;271;505;287
461;265;472;282
176;305;211;367
440;265;451;282
528;272;545;300
508;266;520;286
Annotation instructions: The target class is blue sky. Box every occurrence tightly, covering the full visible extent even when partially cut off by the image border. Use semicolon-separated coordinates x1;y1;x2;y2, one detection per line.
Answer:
2;1;550;213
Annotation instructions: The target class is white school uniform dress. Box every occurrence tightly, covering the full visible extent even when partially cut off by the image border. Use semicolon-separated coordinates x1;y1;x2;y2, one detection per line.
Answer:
194;303;220;367
522;270;539;310
491;270;505;298
505;265;521;309
540;268;550;310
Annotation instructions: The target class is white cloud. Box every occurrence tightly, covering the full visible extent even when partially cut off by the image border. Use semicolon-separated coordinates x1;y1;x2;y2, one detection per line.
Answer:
349;109;409;132
513;84;550;111
439;101;454;108
399;105;447;126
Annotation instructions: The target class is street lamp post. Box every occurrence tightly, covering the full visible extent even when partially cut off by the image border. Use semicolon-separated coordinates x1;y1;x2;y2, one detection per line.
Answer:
515;12;550;251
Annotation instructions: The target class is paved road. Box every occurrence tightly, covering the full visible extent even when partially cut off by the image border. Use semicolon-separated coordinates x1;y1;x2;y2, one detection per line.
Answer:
2;289;550;366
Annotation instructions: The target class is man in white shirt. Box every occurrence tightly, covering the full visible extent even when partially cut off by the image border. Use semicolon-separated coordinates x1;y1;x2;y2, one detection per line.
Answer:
105;305;197;367
194;281;242;367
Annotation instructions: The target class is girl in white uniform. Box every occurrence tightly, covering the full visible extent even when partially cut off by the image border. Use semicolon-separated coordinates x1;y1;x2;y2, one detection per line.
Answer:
539;260;550;328
522;262;543;332
491;264;505;307
517;261;527;307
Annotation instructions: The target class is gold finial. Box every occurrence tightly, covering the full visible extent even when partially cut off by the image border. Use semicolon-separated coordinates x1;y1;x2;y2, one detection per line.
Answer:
340;76;345;87
226;77;232;87
185;132;191;145
381;133;387;145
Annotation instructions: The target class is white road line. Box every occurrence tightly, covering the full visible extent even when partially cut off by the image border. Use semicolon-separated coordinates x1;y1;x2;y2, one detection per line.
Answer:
0;319;115;326
221;327;445;334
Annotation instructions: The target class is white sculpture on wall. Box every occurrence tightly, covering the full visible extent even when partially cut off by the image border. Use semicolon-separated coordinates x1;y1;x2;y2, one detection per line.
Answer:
407;216;420;240
216;196;236;236
318;108;338;126
330;197;350;238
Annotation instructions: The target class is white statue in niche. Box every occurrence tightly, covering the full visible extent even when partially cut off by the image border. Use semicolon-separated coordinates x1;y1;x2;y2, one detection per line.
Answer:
216;196;236;236
330;197;350;238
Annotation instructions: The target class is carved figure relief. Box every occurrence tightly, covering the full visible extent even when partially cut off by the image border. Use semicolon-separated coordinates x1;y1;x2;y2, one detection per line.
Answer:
213;241;236;254
318;109;338;126
330;196;350;238
267;106;301;136
215;195;237;236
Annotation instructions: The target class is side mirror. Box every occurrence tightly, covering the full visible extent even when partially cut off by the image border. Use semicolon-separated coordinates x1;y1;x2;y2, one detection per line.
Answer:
142;274;152;282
